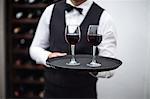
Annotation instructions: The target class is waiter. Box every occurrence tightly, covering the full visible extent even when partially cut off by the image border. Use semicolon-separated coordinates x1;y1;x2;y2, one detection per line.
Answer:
29;0;117;98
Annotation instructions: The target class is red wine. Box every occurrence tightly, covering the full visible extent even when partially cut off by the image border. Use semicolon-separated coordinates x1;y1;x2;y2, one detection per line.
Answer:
66;34;80;45
87;34;102;46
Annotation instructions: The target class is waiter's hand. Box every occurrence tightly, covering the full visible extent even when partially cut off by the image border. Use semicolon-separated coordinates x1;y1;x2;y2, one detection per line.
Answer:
97;71;114;78
89;71;114;78
48;52;67;58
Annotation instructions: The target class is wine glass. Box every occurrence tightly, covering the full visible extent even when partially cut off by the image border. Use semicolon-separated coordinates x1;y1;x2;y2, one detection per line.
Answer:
65;25;81;66
87;25;102;67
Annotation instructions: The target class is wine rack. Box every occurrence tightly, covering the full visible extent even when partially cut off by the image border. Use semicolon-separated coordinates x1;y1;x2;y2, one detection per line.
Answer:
5;0;59;98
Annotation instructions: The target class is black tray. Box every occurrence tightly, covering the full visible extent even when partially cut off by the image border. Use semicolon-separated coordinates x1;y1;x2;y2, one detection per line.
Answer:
46;55;122;72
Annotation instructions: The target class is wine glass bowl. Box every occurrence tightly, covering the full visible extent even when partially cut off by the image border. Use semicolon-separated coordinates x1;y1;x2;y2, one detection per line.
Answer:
87;34;102;46
65;25;81;66
66;33;80;45
87;25;102;67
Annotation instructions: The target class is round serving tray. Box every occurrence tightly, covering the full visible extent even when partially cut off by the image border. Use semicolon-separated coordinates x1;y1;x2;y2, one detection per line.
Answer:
46;55;122;72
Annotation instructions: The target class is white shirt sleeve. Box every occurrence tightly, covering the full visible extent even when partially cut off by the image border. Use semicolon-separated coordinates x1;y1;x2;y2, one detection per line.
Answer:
29;4;54;66
98;11;117;58
96;11;117;78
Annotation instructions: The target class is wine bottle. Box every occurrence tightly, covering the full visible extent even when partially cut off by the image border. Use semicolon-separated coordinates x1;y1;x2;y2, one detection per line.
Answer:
14;84;26;97
36;9;43;17
14;90;20;97
15;12;24;19
20;39;26;46
14;38;31;48
13;0;25;4
14;9;29;19
38;91;44;98
27;9;42;19
13;27;22;34
26;91;34;97
41;0;48;3
13;26;27;34
32;70;44;83
15;59;22;66
27;0;39;4
14;25;35;35
27;12;35;19
28;28;35;35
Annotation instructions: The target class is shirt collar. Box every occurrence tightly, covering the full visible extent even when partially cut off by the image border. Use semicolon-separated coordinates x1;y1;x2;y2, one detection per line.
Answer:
66;0;93;16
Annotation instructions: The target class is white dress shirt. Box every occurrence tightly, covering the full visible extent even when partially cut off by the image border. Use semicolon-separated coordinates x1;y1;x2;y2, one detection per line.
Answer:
29;0;117;68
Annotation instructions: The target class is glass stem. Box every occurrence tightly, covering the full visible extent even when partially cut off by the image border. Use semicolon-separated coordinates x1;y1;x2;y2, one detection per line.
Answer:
71;44;75;61
92;46;96;63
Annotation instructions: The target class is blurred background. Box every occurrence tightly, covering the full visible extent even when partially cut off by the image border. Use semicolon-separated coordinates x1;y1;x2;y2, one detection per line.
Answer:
0;0;150;99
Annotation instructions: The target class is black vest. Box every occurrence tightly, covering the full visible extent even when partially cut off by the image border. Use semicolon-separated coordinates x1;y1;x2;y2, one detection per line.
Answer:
45;0;104;87
49;0;104;55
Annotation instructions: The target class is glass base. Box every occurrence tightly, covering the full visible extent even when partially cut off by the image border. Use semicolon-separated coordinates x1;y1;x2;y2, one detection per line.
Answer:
66;60;80;66
87;61;101;67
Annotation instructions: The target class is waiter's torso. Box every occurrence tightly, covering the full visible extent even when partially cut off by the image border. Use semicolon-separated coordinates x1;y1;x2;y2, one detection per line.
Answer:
45;0;104;87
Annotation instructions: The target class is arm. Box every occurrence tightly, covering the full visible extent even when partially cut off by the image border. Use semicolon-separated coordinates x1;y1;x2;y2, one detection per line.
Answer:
29;4;66;66
98;11;117;58
92;11;117;78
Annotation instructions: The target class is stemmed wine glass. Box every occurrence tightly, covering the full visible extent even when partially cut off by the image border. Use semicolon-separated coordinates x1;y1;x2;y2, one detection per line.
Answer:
65;25;81;66
87;25;102;67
